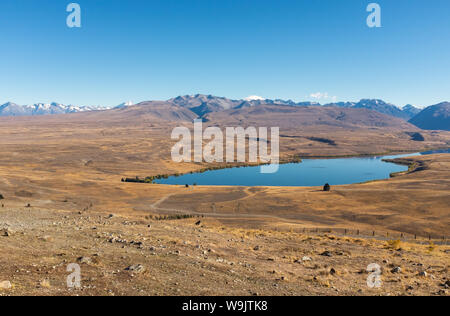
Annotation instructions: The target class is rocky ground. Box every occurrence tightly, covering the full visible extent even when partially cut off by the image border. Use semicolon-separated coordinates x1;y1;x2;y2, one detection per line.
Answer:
0;205;448;296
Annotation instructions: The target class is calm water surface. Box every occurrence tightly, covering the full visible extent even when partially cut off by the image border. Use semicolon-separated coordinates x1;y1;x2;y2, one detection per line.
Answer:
154;149;450;187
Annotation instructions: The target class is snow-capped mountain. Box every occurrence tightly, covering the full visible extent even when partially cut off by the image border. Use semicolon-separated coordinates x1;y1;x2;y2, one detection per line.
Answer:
324;99;420;120
0;96;425;121
402;104;421;118
114;101;134;109
169;94;420;120
0;102;108;117
168;94;322;117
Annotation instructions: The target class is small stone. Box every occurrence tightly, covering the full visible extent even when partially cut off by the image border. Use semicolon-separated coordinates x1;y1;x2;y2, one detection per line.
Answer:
125;264;146;274
418;271;428;277
302;256;312;262
320;251;333;257
0;281;12;290
40;235;53;242
0;228;11;237
330;268;337;275
253;246;261;251
391;267;402;274
77;257;92;265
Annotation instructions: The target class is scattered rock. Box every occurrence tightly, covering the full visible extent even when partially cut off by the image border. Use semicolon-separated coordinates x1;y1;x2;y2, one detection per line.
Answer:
77;257;93;265
0;281;12;290
418;271;428;278
253;246;261;251
391;267;402;274
195;221;202;226
302;256;312;262
320;251;333;257
125;264;146;274
1;228;11;237
39;235;53;242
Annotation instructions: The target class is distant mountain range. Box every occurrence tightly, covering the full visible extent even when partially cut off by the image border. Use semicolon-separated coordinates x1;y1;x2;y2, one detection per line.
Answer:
324;99;417;121
168;95;420;120
0;102;107;117
1;95;448;131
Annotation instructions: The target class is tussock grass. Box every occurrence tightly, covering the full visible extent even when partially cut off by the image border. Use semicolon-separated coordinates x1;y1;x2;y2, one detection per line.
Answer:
427;242;436;253
386;240;402;250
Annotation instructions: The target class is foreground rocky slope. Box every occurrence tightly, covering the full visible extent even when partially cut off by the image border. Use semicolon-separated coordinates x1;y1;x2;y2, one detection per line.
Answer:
0;205;448;296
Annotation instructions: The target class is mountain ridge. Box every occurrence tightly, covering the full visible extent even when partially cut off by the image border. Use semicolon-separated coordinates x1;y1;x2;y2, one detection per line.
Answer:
0;95;433;123
0;102;110;117
168;94;422;120
409;102;450;131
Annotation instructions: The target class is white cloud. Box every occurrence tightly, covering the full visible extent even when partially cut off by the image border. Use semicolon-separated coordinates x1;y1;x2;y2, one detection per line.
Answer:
244;95;266;101
310;92;337;102
310;92;328;99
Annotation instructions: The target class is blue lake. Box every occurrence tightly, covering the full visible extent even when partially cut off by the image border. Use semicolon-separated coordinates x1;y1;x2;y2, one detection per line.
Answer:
154;149;450;187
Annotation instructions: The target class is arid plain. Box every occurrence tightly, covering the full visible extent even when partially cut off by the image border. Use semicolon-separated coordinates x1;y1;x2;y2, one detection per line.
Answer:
0;103;449;296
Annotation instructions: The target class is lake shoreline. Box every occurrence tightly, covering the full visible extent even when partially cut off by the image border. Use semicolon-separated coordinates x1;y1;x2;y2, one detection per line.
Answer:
125;146;449;187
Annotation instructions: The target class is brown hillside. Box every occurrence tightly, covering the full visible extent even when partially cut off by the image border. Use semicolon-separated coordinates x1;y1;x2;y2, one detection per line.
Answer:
205;105;418;130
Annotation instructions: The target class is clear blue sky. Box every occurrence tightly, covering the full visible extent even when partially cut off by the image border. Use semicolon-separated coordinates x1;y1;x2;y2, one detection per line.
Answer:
0;0;449;108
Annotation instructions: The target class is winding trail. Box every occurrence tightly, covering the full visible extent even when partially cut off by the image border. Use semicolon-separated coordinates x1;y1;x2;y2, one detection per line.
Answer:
149;193;180;213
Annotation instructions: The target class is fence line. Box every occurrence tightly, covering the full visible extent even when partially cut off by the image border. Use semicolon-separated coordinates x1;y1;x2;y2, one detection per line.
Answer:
295;227;448;245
